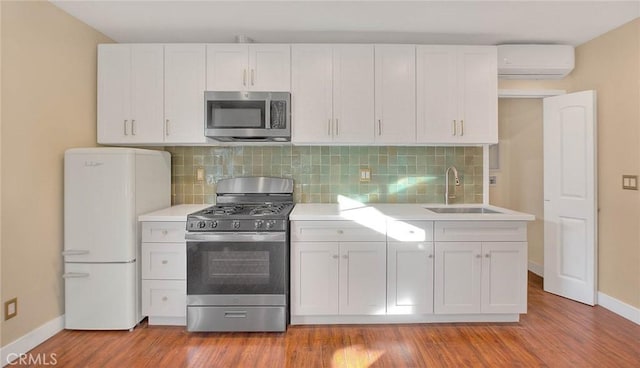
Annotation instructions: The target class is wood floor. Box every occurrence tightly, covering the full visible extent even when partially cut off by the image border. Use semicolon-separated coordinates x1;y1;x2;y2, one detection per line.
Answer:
20;274;640;367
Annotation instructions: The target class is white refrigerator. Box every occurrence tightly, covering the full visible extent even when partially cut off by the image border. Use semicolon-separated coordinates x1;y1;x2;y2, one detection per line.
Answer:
63;148;170;330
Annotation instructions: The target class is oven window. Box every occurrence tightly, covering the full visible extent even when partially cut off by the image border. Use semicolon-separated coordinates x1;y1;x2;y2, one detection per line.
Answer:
187;241;286;295
206;250;269;285
208;100;266;129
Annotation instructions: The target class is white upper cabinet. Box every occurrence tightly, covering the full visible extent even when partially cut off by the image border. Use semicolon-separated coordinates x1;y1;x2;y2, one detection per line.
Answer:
164;44;207;143
374;45;416;144
206;44;291;92
416;45;497;144
98;44;164;144
291;44;374;144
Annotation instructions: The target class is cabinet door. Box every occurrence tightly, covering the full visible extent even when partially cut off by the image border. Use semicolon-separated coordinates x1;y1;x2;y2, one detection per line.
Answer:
457;46;498;144
434;242;481;314
416;45;458;143
387;242;434;314
339;242;386;315
332;45;375;143
291;242;339;316
97;44;131;144
206;44;248;91
291;45;334;143
374;45;416;144
129;44;164;143
164;44;206;143
481;242;527;313
249;44;291;91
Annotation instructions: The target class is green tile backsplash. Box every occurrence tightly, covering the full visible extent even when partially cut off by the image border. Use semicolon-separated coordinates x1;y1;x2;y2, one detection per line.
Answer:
166;146;484;205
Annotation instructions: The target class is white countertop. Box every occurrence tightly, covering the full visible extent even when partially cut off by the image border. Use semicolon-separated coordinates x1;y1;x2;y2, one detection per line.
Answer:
138;204;211;222
290;203;535;221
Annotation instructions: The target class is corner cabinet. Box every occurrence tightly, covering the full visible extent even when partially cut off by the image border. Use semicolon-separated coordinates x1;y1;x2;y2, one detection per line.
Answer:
291;221;386;316
206;44;291;92
416;45;498;144
291;45;375;144
97;44;206;145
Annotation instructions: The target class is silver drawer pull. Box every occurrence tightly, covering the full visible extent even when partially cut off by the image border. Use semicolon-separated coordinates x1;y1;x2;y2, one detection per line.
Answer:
485;254;491;258
62;250;89;256
428;254;433;259
161;230;168;235
63;272;90;279
337;230;344;234
332;254;339;259
161;260;168;265
162;296;168;302
224;311;247;318
475;254;482;258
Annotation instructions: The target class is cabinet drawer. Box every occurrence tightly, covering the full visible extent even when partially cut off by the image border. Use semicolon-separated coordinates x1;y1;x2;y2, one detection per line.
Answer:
142;280;186;317
434;221;527;242
387;220;433;242
291;221;386;242
141;243;185;279
141;222;186;243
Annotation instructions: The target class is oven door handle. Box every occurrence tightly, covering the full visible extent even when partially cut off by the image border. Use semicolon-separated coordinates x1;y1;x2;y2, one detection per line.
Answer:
185;232;286;242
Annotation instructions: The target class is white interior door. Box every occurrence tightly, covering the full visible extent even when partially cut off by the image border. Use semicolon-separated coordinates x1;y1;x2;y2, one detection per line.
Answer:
543;90;597;305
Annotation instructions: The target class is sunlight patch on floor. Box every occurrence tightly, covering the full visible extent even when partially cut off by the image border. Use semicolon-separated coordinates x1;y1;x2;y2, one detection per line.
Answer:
332;345;385;368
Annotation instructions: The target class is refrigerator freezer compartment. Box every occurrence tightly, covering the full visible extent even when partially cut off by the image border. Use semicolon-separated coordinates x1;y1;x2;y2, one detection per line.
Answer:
64;262;140;330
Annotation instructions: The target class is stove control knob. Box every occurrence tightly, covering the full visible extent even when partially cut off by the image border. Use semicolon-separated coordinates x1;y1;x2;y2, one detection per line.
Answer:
198;221;206;229
211;220;218;228
266;220;275;229
232;220;241;229
254;220;264;229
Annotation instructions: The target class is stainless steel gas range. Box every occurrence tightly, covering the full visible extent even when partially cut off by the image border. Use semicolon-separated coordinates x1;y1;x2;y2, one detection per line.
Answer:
185;177;294;332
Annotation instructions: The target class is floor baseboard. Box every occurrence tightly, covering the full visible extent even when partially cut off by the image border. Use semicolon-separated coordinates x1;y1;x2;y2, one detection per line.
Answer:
598;292;640;325
1;315;64;367
528;261;544;277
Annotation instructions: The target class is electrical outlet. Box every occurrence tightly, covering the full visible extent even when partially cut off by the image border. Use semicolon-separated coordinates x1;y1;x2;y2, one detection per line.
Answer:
196;168;205;181
4;298;17;320
359;168;371;183
622;175;638;190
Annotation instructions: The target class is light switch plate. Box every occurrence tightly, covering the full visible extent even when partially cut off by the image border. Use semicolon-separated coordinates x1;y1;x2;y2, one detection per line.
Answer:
4;298;17;320
622;175;638;190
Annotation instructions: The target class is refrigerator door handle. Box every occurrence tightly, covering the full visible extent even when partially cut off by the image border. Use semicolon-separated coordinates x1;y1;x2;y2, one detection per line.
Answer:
62;272;90;279
62;250;90;256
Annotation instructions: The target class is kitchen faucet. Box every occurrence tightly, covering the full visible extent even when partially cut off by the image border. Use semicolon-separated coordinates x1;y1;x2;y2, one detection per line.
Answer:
445;166;460;205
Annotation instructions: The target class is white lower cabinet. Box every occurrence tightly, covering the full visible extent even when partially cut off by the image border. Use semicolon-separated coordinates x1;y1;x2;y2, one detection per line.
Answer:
291;219;528;324
434;241;527;314
387;241;434;314
141;221;187;325
291;241;386;316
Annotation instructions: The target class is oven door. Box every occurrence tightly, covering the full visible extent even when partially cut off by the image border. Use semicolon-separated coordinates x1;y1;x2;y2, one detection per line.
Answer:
186;232;288;306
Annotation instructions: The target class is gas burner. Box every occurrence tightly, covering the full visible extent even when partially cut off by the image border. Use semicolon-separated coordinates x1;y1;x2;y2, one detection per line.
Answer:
250;203;286;216
202;205;242;216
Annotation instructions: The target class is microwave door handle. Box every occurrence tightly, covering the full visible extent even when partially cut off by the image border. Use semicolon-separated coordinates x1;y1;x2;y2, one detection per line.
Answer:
265;99;271;129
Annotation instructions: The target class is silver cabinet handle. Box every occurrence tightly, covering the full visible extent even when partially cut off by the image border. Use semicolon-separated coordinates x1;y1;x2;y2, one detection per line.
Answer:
328;119;332;136
342;254;349;259
460;119;464;136
336;119;339;135
161;260;168;264
378;119;382;136
427;254;433;259
332;254;339;259
337;229;344;234
161;229;168;235
251;69;255;86
485;253;490;258
124;120;128;136
162;296;168;302
452;120;457;136
62;272;90;279
165;119;170;136
131;119;136;136
243;69;247;86
475;254;482;258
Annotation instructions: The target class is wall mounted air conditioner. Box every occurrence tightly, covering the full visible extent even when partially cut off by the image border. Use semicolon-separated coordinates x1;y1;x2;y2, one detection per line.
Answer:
497;45;574;80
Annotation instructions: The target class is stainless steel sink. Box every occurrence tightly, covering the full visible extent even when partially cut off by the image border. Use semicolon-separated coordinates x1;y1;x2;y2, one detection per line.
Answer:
424;207;501;214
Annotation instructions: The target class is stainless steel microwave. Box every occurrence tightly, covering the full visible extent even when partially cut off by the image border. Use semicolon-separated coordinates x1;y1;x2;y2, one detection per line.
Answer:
204;91;291;142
